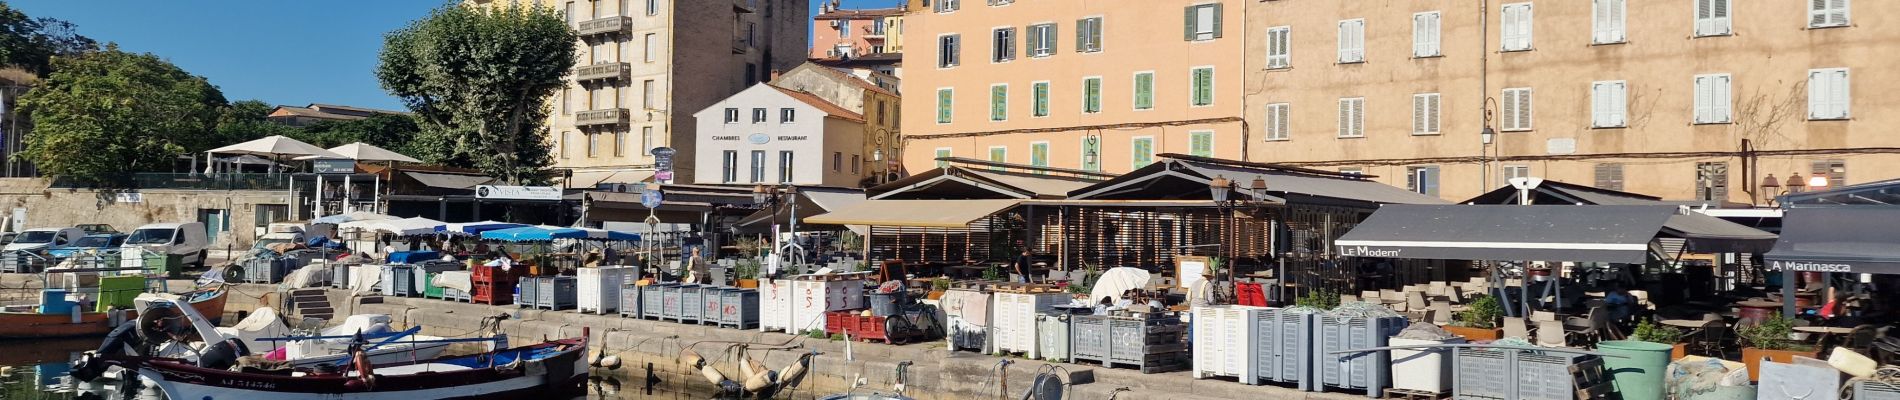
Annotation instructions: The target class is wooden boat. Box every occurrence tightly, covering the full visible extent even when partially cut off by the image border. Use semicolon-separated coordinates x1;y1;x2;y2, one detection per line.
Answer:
78;333;589;399
0;285;226;339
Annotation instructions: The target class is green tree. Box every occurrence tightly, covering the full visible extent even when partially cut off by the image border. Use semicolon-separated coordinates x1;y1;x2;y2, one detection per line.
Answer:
213;99;300;146
0;1;97;76
376;3;574;184
18;46;226;185
298;113;424;154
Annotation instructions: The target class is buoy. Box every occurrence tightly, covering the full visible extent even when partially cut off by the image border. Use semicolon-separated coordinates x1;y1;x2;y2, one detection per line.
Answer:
600;354;622;370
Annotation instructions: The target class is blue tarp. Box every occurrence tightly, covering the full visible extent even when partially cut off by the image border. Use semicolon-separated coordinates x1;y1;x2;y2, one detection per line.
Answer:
480;226;589;242
387;251;441;264
445;221;528;235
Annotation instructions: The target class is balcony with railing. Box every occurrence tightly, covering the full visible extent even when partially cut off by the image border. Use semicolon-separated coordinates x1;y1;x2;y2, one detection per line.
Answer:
574;62;628;83
576;16;630;37
575;108;628;127
862;25;886;40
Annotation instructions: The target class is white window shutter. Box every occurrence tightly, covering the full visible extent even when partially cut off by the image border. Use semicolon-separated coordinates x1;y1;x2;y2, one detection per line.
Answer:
1502;7;1518;49
1428;94;1440;133
1713;75;1731;122
1834;69;1851;118
1516;89;1532;129
1612;82;1628;126
1276;104;1290;139
1591;83;1607;127
1809;71;1826;119
1428;13;1441;55
1337;21;1349;62
1351;20;1365;61
1502;90;1517;129
1521;5;1534;49
1337;99;1350;136
1414;14;1427;57
1832;0;1850;26
1352;99;1365;137
1694;76;1711;123
1811;0;1829;26
1593;0;1609;43
1713;0;1731;34
1413;95;1425;133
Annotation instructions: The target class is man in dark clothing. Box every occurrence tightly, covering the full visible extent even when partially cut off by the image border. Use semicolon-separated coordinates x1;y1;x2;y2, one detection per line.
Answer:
1012;250;1034;283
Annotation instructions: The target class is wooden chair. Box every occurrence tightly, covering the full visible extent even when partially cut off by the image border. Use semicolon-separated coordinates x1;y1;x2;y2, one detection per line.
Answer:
1504;317;1531;339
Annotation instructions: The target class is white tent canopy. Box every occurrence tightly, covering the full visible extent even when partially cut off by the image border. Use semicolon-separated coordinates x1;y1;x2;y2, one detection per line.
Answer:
339;217;445;236
313;211;395;225
207;135;344;159
296;142;422;163
1088;267;1152;305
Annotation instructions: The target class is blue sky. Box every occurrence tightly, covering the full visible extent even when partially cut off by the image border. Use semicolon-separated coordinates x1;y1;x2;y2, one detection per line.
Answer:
9;0;902;111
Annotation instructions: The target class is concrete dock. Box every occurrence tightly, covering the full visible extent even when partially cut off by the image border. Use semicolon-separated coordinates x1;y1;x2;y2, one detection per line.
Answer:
216;283;1356;400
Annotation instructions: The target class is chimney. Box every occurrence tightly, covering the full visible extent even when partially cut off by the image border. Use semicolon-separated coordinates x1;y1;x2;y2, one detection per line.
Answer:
769;69;784;82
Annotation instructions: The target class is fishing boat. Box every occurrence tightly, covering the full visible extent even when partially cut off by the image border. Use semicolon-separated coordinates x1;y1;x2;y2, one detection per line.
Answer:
0;272;226;339
74;331;590;399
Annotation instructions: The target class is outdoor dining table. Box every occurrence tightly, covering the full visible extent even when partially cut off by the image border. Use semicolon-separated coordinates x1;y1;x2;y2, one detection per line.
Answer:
1793;326;1858;345
1659;319;1712;329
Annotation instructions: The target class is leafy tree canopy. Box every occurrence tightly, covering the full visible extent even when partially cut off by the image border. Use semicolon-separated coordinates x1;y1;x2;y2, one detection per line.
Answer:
0;1;97;77
377;3;575;184
19;46;226;185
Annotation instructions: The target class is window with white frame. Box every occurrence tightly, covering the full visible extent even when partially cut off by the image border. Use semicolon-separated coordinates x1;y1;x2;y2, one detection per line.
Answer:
721;150;738;183
1189;131;1214;157
1812;159;1847;188
988;146;1007;171
613;130;625;157
1414;12;1441;57
1131;137;1155;169
1502;87;1533;131
832;152;842;172
642;80;655;109
1695;0;1731;37
935;0;959;13
1337;97;1365;138
780;108;795;123
1185;3;1222;41
1413;93;1441;135
749;150;766;183
644;33;658;62
987;0;1012;6
646;0;658;16
1808;68;1851;120
1266;26;1290;68
1594;163;1624;191
1501;165;1530;187
641;126;653;155
1592;80;1628;128
1501;3;1533;51
838;20;849;38
778;151;795;183
1132;73;1153;110
934;148;953;167
1810;0;1849;28
1030;142;1049;170
990;84;1008;121
1408;166;1440;197
937;88;954;123
1265;103;1290;140
723;108;738;123
1693;74;1731;124
938;34;960;68
992;27;1016;62
558;131;570;159
586;132;598;157
1076;17;1102;53
1593;0;1626;44
1337;19;1365;63
1027;23;1056;57
751;108;767;123
1190;67;1214;106
1339;167;1364;177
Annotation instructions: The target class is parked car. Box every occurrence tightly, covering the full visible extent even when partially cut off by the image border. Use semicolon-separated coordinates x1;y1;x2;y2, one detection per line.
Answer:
75;224;118;235
120;222;211;268
3;227;85;253
48;233;128;260
253;223;306;251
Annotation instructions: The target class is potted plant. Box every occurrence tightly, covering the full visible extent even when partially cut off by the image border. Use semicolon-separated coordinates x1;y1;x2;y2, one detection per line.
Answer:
1444;295;1504;341
1632;318;1688;359
1295;288;1340;310
928;278;950;300
1736;315;1817;381
733;259;761;288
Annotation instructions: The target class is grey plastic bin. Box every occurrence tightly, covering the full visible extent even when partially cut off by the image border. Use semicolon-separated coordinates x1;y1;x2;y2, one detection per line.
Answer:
1856;381;1900;400
620;284;645;318
643;283;674;319
1314;314;1406;396
1071;315;1110;361
718;288;759;328
1253;309;1317;388
678;284;704;323
1037;313;1072;362
1453;347;1597;400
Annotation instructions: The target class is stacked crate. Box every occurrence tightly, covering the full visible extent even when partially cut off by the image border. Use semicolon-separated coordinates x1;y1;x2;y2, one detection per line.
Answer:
990;284;1069;359
1071;312;1187;373
471;265;515;306
1191;305;1268;382
577;266;635;314
382;265;420;297
787;273;870;334
518;276;577;310
1453;347;1598;400
942;287;993;353
715;288;760;329
641;282;675;320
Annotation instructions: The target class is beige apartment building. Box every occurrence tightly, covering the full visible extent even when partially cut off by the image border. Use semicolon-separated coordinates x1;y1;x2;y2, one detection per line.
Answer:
1246;0;1900;204
472;0;808;187
900;0;1246;176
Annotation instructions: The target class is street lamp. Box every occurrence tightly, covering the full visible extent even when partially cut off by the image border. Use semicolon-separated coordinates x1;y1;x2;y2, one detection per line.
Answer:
1209;176;1232;202
1787;173;1808;193
1249;177;1269;200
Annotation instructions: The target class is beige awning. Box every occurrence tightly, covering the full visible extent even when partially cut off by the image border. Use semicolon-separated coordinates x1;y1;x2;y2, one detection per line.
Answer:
802;199;1021;228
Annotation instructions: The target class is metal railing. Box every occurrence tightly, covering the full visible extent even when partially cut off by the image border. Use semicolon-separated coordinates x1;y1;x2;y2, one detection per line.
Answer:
575;108;628;127
1;250;48;273
130;173;292;190
576;16;630;36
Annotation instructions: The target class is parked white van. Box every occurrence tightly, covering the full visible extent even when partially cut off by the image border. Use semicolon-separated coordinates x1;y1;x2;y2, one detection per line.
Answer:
3;227;84;253
121;222;211;268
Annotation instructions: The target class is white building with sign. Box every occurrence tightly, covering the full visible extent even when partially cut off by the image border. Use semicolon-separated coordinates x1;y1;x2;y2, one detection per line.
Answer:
692;83;868;188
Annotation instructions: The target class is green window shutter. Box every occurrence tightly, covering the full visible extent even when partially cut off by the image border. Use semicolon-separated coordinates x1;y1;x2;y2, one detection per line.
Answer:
1184;6;1197;41
1088;19;1101;51
1191;132;1212;157
1048;23;1059;54
991;85;1007;121
1212;4;1224;38
1135;73;1152;110
935;149;951;167
937;89;953;123
1084;78;1102;113
1031;143;1048;171
1033;82;1049;116
1192;68;1213;106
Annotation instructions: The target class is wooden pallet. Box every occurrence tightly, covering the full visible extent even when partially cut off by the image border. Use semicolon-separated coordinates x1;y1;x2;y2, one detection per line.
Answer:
1383;388;1449;400
1570;359;1615;399
948;281;995;291
991;282;1061;294
798;272;875;282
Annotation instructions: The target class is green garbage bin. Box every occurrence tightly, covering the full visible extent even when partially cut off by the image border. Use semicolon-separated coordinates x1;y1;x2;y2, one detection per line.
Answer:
1597;340;1673;400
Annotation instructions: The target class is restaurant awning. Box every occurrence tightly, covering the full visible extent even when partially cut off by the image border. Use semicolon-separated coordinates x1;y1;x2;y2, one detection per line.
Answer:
802;199;1020;228
1662;214;1778;253
1763;207;1900;274
1334;205;1677;264
405;171;493;190
735;188;867;231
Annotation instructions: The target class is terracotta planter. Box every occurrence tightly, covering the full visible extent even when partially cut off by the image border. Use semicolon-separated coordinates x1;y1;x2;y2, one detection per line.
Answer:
1671;343;1688;360
926;290;945;300
1741;347;1818;381
736;279;759;288
1443;325;1503;341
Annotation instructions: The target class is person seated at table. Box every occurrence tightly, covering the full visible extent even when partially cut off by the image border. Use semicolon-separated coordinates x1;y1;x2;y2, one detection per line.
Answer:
1604;285;1635;322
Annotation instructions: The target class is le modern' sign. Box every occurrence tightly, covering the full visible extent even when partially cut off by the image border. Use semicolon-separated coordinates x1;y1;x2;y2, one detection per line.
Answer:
475;185;562;201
